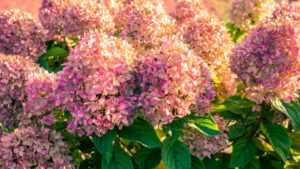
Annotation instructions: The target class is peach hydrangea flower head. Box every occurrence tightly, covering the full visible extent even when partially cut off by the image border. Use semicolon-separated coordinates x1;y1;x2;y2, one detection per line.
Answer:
39;0;115;39
0;9;46;60
136;37;216;125
0;127;74;168
113;0;163;33
230;0;279;31
268;1;300;22
183;16;237;97
120;2;176;54
170;0;209;27
97;0;128;16
230;19;300;103
56;31;138;136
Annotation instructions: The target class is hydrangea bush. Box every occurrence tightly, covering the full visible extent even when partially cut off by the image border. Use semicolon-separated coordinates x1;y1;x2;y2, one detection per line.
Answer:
0;0;299;168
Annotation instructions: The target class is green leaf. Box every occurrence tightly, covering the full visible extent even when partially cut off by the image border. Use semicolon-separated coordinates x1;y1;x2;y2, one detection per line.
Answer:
92;151;102;169
228;123;244;140
188;115;221;137
219;111;241;120
244;158;261;169
162;118;185;144
93;129;117;164
260;123;291;161
77;136;95;153
259;155;284;169
253;137;274;152
102;145;133;169
290;133;300;155
271;98;300;132
226;22;246;43
191;156;205;169
37;54;50;71
79;159;94;169
37;47;69;72
45;47;69;57
133;148;161;169
213;96;255;114
162;139;191;169
203;157;216;169
119;119;161;148
214;153;231;169
230;138;257;168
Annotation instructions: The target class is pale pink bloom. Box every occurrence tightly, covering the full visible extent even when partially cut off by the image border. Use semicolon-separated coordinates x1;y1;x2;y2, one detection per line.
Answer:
0;127;74;168
56;31;137;136
39;0;115;39
136;37;215;125
183;16;237;97
0;9;46;60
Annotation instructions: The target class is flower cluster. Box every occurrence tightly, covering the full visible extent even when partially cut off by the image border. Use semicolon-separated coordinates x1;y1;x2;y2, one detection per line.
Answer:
183;16;237;97
183;116;228;159
269;1;300;21
39;0;115;39
0;127;73;168
170;0;209;27
229;0;278;31
136;38;215;125
0;53;57;128
0;54;41;128
230;20;300;103
56;31;137;136
21;71;58;127
97;0;127;16
120;2;176;53
0;9;46;60
113;0;162;32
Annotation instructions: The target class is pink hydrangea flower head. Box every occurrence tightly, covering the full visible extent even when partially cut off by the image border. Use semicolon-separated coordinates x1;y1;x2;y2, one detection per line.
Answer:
0;54;42;128
0;127;74;168
231;20;300;103
183;116;228;160
39;0;115;39
0;9;46;60
20;71;58;127
137;37;215;125
56;31;137;136
120;2;176;53
113;0;163;33
268;1;300;22
230;0;279;31
183;16;237;97
170;0;209;27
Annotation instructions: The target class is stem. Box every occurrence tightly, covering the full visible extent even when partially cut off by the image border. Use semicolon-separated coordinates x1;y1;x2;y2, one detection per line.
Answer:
115;137;134;156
